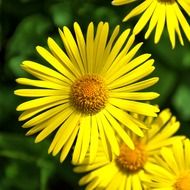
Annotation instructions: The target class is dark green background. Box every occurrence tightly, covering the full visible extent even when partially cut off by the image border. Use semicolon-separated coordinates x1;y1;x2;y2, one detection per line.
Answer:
0;0;190;189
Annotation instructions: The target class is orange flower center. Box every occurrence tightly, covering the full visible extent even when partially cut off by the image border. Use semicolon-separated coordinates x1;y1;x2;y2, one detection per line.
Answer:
116;142;147;172
174;171;190;190
71;74;108;114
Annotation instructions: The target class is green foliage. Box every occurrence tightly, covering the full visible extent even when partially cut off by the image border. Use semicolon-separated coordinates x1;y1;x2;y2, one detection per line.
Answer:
172;84;190;121
1;0;190;189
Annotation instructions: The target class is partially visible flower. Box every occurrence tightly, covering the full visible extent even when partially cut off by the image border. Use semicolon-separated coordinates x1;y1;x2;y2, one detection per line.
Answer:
112;0;190;48
14;22;159;164
74;109;184;190
147;138;190;189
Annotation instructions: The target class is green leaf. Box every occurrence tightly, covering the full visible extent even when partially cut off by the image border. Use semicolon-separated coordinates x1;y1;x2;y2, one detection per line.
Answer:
38;160;55;190
148;61;177;106
145;30;190;70
49;2;73;27
5;14;52;77
93;6;120;27
0;133;50;162
172;84;190;121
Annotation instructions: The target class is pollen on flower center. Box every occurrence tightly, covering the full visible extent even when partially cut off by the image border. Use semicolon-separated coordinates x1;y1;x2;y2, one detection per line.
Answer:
71;74;108;114
174;171;190;190
116;142;147;172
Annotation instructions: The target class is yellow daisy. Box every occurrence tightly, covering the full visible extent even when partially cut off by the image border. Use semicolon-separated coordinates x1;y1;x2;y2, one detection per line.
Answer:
147;138;190;190
14;22;159;164
112;0;190;48
74;109;185;189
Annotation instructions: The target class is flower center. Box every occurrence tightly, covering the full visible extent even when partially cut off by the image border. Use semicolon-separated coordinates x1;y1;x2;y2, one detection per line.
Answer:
116;142;147;172
158;0;175;3
174;171;190;190
71;74;108;114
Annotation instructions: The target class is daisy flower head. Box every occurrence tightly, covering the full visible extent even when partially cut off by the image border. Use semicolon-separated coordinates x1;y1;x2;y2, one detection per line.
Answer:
148;138;190;190
112;0;190;49
74;109;185;189
14;22;159;164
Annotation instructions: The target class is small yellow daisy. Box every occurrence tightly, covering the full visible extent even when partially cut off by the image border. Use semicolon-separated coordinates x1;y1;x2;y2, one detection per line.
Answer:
15;22;159;164
112;0;190;48
74;109;185;189
147;138;190;190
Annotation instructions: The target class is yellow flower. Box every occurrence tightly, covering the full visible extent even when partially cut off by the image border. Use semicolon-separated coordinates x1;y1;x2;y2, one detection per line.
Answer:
14;22;159;164
112;0;190;48
147;138;190;190
74;109;185;189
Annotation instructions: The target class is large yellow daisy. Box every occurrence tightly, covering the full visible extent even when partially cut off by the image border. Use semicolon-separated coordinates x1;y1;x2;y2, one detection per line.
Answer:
14;22;159;164
112;0;190;48
147;138;190;189
74;109;185;189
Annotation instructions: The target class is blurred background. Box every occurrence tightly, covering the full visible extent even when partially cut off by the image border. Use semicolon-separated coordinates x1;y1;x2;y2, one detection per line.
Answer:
0;0;190;189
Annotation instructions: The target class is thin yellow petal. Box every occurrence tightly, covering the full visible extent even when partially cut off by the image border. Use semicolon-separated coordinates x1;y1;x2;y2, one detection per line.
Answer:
59;27;85;74
16;78;63;89
109;98;159;116
26;123;46;136
103;109;134;149
132;174;142;190
154;3;166;44
123;0;152;22
166;4;176;48
21;61;68;85
109;92;159;100
51;112;81;156
14;89;69;97
35;106;73;143
102;25;120;64
94;23;109;73
72;117;85;165
73;22;87;73
184;139;190;168
96;113;111;160
106;42;144;83
108;59;155;89
36;46;75;82
79;115;91;163
99;112;120;155
47;37;80;78
112;77;159;92
86;22;94;73
22;103;69;128
161;147;179;174
145;2;159;39
89;116;99;163
60;123;80;162
133;0;157;35
178;0;190;16
16;96;67;111
174;3;190;42
112;0;136;6
106;104;144;137
101;29;131;74
18;99;66;121
173;139;185;170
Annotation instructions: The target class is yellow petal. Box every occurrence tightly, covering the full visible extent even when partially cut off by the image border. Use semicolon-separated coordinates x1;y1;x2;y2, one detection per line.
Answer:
103;109;134;149
60;123;80;162
16;78;63;89
35;106;73;143
16;96;66;111
133;0;157;35
47;37;80;78
36;46;75;82
123;0;152;22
